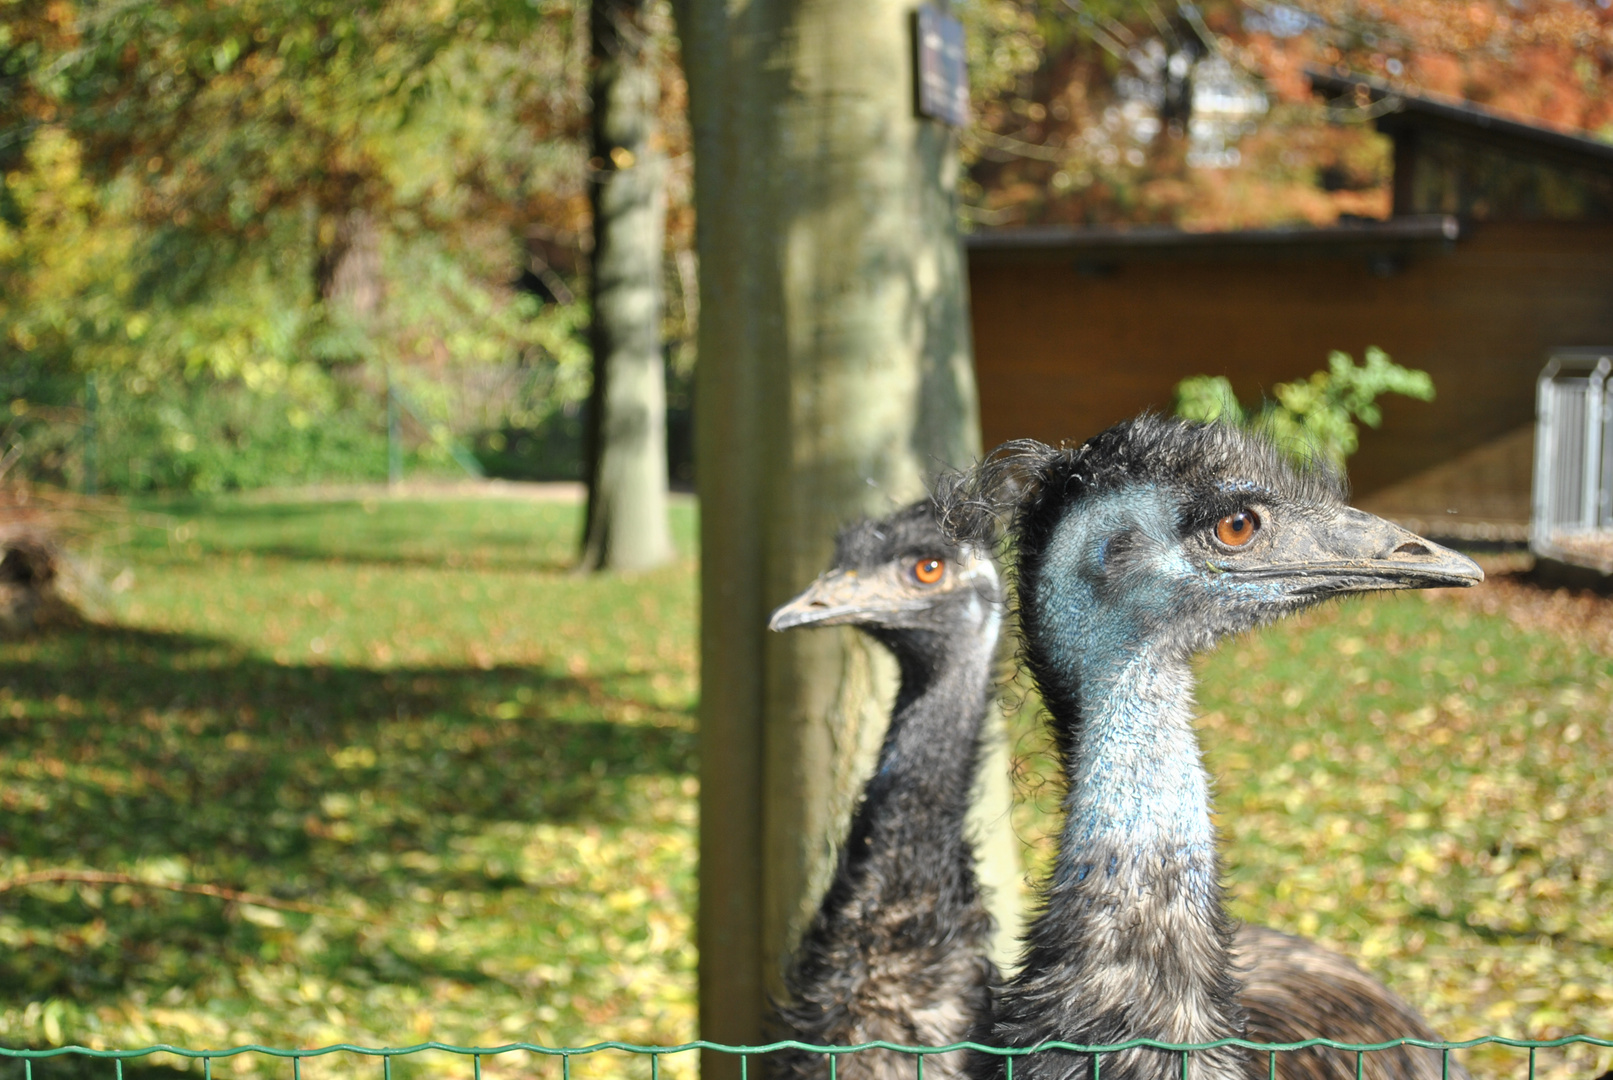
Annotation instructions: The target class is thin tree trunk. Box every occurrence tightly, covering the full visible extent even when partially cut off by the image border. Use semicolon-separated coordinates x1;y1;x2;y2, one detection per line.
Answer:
675;0;1022;1072
581;0;674;572
315;208;382;319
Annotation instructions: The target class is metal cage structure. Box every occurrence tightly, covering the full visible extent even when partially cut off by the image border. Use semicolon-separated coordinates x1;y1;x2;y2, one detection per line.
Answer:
1532;349;1613;565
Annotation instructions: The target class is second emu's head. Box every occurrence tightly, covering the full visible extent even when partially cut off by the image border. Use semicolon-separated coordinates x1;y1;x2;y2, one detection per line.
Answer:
769;499;1002;652
939;415;1483;687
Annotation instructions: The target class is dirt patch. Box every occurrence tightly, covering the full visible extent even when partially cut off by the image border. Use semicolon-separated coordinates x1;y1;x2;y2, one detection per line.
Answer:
1426;551;1613;656
1545;531;1613;572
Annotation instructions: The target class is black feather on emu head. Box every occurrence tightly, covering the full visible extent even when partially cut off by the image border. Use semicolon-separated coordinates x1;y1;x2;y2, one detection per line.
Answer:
937;415;1343;551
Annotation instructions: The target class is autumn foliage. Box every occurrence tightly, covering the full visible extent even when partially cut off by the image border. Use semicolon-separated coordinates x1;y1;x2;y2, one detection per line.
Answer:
960;0;1613;230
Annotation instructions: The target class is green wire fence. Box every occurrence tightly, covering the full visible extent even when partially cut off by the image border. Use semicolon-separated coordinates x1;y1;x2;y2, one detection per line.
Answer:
3;1037;1610;1079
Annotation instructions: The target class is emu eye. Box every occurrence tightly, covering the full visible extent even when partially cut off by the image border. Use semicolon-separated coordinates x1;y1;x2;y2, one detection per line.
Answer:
1214;510;1260;548
913;557;946;585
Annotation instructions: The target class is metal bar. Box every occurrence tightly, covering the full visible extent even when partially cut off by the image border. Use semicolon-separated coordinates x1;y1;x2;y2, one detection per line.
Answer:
563;1053;571;1080
83;372;98;497
1598;358;1613;528
1533;365;1554;552
1528;1047;1536;1080
295;1058;302;1080
388;376;403;487
1441;1048;1449;1080
740;1055;748;1080
384;1054;393;1080
1267;1050;1275;1080
1582;364;1606;531
829;1052;836;1080
1181;1049;1189;1080
1005;1053;1013;1080
389;378;485;479
1355;1050;1363;1080
916;1052;924;1080
1601;374;1613;528
474;1053;482;1080
651;1052;660;1080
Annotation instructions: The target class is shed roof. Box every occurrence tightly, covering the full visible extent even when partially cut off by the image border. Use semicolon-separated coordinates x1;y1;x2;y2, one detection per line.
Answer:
964;214;1458;266
1307;68;1613;172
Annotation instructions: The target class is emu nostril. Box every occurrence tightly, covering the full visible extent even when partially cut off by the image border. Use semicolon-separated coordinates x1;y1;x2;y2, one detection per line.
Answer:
1394;542;1431;556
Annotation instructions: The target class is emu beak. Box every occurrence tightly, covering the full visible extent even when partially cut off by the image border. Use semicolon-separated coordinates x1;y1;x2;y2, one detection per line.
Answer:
769;570;880;631
1228;507;1484;596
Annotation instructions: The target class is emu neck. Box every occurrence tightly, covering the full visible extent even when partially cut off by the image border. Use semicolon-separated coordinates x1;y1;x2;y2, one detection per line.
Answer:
1034;495;1219;879
776;605;1001;1070
984;501;1245;1080
855;621;997;851
1060;643;1213;876
785;610;999;1010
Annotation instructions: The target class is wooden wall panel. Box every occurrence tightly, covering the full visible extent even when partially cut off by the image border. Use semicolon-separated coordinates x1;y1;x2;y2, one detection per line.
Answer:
967;221;1613;525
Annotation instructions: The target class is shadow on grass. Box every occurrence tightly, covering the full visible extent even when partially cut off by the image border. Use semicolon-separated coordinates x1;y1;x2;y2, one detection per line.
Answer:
169;545;580;573
0;623;696;999
2;623;694;845
117;498;587;573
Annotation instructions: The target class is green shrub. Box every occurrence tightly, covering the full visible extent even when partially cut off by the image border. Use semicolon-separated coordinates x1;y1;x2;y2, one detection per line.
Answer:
473;407;586;482
9;374;412;494
1174;347;1434;468
94;379;390;493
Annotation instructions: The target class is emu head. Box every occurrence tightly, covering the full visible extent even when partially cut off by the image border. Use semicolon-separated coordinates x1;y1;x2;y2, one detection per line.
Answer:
939;415;1483;667
768;499;1002;646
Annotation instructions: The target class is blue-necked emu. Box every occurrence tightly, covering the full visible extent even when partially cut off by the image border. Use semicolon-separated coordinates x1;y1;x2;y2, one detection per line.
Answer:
936;416;1482;1080
767;500;1004;1080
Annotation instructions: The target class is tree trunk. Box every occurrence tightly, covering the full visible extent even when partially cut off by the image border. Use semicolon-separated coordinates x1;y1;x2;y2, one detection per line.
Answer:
581;0;675;572
315;208;382;320
675;0;1021;1071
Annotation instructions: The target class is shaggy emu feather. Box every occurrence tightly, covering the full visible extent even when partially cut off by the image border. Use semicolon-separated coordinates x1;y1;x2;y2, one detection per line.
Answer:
936;416;1482;1080
767;500;1004;1080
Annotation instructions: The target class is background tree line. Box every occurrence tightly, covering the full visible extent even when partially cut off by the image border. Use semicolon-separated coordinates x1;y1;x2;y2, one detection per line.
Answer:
2;0;1609;492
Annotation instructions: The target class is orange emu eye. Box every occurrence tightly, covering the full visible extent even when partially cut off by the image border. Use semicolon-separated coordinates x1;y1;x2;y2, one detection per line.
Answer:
1215;510;1260;547
914;557;946;584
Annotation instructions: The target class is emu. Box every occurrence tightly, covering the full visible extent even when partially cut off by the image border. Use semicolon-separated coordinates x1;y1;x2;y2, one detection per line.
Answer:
766;500;1003;1080
888;500;1476;1079
937;416;1482;1080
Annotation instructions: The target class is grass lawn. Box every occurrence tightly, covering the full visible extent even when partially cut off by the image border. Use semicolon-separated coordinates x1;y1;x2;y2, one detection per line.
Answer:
1;494;699;1080
1;494;1610;1080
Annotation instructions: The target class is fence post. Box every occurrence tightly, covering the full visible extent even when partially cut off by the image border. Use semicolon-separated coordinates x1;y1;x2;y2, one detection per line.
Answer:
387;375;402;487
1580;364;1606;531
1583;359;1609;531
1531;359;1556;555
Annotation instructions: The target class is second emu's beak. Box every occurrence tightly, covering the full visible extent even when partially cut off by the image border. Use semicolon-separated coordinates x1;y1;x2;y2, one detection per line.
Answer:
1224;506;1485;595
769;569;885;631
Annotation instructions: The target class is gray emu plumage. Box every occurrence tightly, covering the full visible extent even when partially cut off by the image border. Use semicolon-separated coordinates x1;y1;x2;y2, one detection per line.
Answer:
767;500;1003;1080
936;416;1482;1080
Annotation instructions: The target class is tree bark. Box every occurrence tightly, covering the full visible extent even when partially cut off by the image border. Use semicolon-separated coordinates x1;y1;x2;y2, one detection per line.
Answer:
676;0;1021;1072
315;208;382;320
580;0;675;572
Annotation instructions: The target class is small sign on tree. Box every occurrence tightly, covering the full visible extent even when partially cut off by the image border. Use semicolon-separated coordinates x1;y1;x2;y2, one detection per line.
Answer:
913;6;969;127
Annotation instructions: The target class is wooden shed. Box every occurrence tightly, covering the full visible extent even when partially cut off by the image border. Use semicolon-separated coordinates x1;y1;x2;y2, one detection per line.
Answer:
966;72;1613;535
